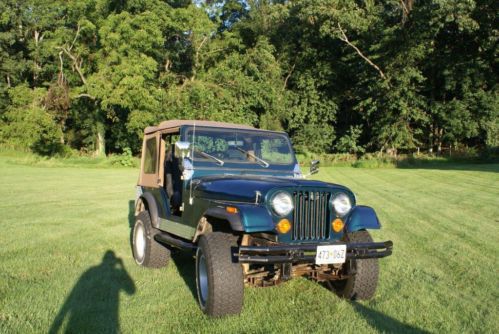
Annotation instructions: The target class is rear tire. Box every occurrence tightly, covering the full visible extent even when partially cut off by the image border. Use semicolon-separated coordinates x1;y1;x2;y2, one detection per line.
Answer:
196;232;244;317
132;211;170;268
332;230;379;300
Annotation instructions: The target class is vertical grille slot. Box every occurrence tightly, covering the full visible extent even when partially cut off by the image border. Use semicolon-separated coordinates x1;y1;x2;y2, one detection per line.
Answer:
292;191;330;241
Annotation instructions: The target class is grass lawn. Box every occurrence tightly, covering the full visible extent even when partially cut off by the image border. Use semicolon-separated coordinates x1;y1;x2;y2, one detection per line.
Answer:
0;157;498;333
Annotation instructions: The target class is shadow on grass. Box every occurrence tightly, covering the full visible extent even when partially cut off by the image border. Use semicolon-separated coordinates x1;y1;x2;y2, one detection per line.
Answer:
128;200;135;228
352;302;429;334
128;200;135;253
127;198;198;301
171;251;197;300
49;251;136;334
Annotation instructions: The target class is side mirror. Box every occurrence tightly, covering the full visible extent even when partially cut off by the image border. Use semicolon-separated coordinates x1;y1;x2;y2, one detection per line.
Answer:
303;160;320;178
175;141;191;159
310;160;320;175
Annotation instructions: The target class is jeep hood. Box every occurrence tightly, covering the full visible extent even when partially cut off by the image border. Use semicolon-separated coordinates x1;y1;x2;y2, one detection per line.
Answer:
193;175;350;203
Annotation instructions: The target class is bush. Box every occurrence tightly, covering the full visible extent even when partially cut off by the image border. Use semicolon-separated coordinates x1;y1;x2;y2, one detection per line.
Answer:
296;152;358;167
297;150;496;169
352;154;396;168
334;125;365;154
109;148;138;167
0;105;63;155
0;85;63;156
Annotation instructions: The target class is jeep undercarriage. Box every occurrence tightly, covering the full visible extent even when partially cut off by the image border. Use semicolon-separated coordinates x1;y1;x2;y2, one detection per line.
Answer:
239;233;391;287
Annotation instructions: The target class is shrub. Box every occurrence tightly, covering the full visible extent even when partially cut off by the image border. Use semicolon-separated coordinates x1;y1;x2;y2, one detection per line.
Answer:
334;125;365;154
0;85;63;156
0;105;63;155
110;148;138;167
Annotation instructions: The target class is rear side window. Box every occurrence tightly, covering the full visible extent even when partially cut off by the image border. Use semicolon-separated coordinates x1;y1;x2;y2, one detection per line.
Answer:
143;137;157;174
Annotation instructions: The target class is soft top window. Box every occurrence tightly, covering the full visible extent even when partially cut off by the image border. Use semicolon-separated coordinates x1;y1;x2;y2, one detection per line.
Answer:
143;137;157;174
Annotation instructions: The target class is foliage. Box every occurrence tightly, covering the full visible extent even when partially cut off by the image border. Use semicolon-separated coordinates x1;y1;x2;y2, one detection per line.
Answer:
335;125;365;154
109;147;138;167
0;0;497;156
0;85;63;155
0;149;140;168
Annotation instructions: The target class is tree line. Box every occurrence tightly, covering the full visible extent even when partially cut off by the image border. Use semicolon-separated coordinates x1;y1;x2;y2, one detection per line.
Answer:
0;0;497;156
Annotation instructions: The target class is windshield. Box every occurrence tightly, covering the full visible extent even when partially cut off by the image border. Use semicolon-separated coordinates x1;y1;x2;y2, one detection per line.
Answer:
185;127;295;166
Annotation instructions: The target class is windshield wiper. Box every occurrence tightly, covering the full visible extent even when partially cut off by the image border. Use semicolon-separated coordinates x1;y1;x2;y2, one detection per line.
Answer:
236;147;270;168
194;148;224;166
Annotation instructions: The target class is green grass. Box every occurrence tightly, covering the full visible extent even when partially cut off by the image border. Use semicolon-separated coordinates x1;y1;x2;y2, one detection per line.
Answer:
0;158;498;333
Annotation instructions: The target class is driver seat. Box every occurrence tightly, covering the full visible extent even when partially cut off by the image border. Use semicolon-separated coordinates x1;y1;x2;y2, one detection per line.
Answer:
164;144;182;213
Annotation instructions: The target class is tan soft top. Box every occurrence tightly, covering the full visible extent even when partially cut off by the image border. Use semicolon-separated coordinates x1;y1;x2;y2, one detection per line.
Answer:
144;120;260;134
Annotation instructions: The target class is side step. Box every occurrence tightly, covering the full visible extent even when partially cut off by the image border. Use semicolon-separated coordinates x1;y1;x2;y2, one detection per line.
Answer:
154;232;197;251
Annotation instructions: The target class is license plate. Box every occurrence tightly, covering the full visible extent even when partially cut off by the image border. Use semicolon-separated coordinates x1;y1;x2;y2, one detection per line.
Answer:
315;244;347;264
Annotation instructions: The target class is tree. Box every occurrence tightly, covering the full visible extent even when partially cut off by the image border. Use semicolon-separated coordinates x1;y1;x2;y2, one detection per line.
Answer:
0;0;496;156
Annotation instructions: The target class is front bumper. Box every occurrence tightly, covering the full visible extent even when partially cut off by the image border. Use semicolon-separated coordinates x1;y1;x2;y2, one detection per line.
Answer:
237;240;393;264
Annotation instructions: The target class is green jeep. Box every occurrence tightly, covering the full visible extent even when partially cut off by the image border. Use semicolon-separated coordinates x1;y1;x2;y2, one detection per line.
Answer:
132;120;393;317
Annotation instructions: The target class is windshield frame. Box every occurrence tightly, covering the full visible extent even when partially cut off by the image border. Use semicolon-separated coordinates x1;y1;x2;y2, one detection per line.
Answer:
180;125;297;170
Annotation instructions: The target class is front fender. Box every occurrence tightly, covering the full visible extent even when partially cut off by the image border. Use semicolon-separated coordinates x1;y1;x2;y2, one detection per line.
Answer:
346;206;381;232
238;204;275;232
139;192;159;228
204;202;274;233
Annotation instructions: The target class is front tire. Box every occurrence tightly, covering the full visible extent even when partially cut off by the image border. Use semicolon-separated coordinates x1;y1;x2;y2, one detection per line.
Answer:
332;230;379;300
196;232;244;317
132;211;170;268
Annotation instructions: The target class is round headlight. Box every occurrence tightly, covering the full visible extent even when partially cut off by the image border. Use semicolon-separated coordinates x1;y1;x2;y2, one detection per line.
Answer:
271;192;294;216
331;193;352;217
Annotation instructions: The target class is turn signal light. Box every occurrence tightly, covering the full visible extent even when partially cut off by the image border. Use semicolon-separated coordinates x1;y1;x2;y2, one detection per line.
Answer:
226;206;238;214
332;218;344;232
276;219;292;234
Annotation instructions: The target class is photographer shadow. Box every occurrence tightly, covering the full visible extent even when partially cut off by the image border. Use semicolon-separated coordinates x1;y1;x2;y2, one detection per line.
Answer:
49;250;136;334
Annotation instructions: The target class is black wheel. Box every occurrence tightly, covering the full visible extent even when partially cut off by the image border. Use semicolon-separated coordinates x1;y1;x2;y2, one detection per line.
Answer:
331;230;379;300
195;232;244;317
132;211;170;268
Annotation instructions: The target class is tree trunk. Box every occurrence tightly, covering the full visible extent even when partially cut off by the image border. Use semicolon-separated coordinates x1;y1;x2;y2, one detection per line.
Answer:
435;127;443;156
33;30;41;82
96;127;106;157
429;122;434;153
401;0;414;25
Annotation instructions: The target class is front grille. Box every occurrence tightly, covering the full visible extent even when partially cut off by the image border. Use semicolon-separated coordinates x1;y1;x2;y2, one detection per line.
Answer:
292;191;330;241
